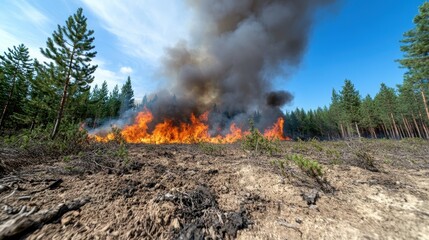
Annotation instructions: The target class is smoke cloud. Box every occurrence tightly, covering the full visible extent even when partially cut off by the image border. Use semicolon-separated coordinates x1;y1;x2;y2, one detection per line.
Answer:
92;0;336;134
160;0;334;119
266;91;294;107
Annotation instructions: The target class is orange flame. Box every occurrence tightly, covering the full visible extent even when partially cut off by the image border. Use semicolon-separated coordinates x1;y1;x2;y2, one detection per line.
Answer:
91;109;289;144
263;117;290;141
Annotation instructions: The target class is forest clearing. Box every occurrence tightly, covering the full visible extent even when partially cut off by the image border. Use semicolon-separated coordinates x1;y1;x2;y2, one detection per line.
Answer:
0;139;428;239
1;0;429;239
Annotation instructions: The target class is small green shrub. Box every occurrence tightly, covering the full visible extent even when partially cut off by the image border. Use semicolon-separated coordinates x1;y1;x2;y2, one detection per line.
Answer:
287;154;323;177
270;159;289;178
2;122;89;157
114;142;130;164
294;138;310;152
324;148;341;164
198;142;225;156
309;138;324;152
111;126;126;144
354;149;378;171
242;119;280;156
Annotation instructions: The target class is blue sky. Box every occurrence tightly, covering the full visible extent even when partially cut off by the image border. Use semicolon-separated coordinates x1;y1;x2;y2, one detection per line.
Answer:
0;0;425;110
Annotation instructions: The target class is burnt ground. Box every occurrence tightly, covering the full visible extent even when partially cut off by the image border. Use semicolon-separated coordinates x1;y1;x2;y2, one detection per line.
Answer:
0;139;428;239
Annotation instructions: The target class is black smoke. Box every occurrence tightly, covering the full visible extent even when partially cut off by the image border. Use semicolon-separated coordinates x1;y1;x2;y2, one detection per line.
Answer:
266;91;294;107
121;0;336;132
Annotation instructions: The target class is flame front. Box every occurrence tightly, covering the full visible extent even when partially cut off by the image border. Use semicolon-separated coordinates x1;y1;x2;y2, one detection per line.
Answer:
91;109;289;144
263;117;289;141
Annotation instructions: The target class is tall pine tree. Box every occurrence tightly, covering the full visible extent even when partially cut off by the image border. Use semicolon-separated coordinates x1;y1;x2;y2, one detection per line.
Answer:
0;44;33;129
398;2;429;122
41;8;97;139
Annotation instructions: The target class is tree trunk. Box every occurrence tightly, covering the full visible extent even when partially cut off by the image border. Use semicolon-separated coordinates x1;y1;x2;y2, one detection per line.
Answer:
340;124;345;139
421;90;429;122
398;124;406;139
371;127;377;139
51;80;70;139
412;115;422;138
390;113;400;139
355;122;361;140
0;75;16;129
405;117;415;138
402;116;413;138
423;123;429;139
381;123;388;138
51;47;75;139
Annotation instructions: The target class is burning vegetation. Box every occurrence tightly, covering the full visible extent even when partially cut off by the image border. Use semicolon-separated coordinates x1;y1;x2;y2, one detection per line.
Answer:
91;109;289;144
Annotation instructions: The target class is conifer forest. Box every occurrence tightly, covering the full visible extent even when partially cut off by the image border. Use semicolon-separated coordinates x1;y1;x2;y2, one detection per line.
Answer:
0;2;428;239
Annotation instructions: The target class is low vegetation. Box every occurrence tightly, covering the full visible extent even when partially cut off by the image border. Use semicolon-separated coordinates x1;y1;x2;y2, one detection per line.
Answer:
286;154;323;177
242;120;281;156
198;142;226;156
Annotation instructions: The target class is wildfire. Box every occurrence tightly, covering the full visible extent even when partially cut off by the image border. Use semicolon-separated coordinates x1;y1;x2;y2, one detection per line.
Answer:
91;109;289;144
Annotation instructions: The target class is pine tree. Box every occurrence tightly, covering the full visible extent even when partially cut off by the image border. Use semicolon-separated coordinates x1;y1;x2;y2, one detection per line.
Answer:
374;84;400;138
41;8;97;139
120;76;134;114
359;95;378;138
339;80;361;137
0;44;33;129
398;2;429;122
397;81;428;138
329;89;345;138
108;84;121;118
89;81;109;126
30;61;62;126
0;64;6;115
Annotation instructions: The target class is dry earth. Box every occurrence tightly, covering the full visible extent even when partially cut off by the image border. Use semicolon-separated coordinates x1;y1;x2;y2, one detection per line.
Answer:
0;140;428;239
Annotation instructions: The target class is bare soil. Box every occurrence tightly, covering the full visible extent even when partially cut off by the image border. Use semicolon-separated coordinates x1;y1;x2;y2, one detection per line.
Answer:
0;140;428;239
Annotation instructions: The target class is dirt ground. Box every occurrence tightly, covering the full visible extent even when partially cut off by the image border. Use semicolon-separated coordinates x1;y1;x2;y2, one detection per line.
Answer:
0;140;428;239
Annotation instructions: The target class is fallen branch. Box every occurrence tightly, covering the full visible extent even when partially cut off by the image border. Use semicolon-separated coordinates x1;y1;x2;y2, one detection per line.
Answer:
30;179;63;195
0;197;90;239
276;219;303;238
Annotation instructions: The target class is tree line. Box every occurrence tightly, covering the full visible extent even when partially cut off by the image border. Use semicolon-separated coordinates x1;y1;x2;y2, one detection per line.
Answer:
283;2;429;140
1;3;428;140
0;8;136;138
283;79;429;140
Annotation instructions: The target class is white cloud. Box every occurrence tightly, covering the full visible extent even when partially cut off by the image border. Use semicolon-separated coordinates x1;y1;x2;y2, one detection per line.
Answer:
92;58;126;90
0;1;50;62
120;66;133;75
80;0;191;65
0;28;48;63
11;0;50;28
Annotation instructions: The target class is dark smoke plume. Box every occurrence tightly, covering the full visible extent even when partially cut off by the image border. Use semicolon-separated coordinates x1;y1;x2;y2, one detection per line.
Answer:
95;0;335;133
266;91;294;107
160;0;334;119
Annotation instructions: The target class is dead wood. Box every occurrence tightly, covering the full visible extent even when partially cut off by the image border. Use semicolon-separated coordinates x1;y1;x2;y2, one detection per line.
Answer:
29;179;63;195
276;219;303;238
0;197;90;240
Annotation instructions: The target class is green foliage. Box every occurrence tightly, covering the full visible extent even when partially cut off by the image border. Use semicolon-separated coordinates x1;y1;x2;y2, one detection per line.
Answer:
398;2;429;124
114;142;130;164
398;2;429;91
286;154;323;177
340;79;361;124
324;148;341;164
242;119;280;156
120;76;135;114
309;138;323;152
111;126;126;144
198;142;225;156
0;44;33;129
293;138;310;152
270;159;289;179
2;122;89;157
353;148;377;171
41;8;97;138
